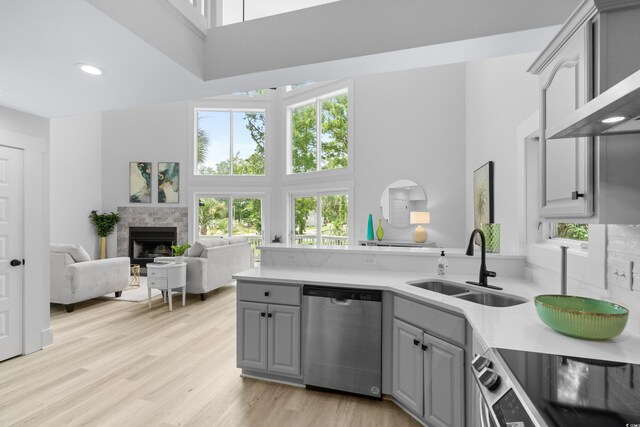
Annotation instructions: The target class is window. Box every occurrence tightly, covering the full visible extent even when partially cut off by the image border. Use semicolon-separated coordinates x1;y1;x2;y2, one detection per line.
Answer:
291;192;348;246
198;195;264;258
287;90;348;174
196;109;265;175
550;223;589;241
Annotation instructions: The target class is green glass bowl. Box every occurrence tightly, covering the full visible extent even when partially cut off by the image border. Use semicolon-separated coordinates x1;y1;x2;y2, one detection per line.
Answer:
534;295;629;340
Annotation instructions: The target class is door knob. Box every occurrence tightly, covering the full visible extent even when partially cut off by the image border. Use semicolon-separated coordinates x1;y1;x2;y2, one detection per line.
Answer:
10;259;22;267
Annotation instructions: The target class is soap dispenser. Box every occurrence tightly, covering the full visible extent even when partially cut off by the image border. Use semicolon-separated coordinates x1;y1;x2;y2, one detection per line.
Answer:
437;250;448;276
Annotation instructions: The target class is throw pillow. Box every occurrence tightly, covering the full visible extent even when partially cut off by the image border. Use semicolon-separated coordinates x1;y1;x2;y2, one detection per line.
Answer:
51;244;92;262
188;241;206;257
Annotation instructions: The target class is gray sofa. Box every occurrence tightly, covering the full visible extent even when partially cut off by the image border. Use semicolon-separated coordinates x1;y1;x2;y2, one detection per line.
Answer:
155;236;254;300
50;244;130;312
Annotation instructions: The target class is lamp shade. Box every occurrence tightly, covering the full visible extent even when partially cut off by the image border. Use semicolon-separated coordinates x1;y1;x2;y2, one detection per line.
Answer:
410;211;430;225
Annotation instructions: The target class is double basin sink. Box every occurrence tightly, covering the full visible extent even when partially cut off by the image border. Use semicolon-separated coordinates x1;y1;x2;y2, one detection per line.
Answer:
407;280;527;307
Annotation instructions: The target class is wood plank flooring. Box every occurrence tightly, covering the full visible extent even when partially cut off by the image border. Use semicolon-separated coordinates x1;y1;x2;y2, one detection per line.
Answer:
0;285;420;427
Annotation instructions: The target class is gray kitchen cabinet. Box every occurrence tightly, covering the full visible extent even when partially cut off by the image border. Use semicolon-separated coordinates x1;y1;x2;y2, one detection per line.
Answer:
237;281;301;378
392;318;423;414
530;0;640;222
392;317;464;427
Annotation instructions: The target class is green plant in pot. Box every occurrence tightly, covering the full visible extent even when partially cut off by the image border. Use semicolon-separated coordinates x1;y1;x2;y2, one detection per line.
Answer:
89;210;121;259
171;244;191;264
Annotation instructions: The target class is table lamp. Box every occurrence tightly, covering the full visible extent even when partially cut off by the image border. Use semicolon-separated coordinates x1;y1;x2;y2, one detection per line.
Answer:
410;211;430;243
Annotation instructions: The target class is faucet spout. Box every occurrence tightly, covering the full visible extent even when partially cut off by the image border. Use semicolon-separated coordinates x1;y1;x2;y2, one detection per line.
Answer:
466;228;501;290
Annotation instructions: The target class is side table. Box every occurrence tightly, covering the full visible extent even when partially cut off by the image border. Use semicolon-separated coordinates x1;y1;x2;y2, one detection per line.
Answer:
146;262;187;312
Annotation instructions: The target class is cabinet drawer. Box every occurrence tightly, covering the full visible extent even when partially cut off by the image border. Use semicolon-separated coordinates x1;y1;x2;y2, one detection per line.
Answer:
394;296;465;346
148;277;168;289
148;268;168;278
238;282;300;306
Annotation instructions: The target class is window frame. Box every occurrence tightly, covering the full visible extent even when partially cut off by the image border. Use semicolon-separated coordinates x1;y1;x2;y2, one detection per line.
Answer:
286;183;354;246
192;190;268;259
189;99;271;183
194;107;267;177
283;80;354;178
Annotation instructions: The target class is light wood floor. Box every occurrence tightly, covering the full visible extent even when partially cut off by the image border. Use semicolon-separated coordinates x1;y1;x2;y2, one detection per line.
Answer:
0;285;420;427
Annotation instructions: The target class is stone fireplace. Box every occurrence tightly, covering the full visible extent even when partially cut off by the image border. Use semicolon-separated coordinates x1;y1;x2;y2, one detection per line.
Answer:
117;206;188;273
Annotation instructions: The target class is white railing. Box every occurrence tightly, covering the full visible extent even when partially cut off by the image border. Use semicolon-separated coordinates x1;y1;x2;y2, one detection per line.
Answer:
294;235;347;246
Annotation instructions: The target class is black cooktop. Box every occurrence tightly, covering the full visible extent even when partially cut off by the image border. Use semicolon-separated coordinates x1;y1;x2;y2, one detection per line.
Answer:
497;348;640;426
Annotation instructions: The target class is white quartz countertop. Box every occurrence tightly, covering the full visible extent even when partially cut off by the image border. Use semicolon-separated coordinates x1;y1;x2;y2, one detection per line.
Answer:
234;266;640;365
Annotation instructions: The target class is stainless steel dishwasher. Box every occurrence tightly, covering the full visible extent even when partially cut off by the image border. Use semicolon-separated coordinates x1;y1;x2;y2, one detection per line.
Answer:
302;285;382;398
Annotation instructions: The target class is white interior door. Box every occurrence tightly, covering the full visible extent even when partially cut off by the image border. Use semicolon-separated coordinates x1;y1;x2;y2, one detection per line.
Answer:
0;146;24;362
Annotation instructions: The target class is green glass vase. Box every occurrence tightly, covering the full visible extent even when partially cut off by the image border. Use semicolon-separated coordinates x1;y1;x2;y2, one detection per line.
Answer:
376;219;384;241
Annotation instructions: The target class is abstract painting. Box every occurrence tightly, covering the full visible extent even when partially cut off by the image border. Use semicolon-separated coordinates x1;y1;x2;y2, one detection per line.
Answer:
158;162;179;203
130;162;151;203
473;161;494;231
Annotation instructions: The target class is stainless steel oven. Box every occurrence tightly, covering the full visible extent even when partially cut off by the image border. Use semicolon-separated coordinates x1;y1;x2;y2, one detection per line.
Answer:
472;348;640;427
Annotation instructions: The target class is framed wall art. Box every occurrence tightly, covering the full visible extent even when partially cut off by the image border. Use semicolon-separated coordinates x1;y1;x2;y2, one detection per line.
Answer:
158;162;179;203
473;161;494;231
130;162;152;203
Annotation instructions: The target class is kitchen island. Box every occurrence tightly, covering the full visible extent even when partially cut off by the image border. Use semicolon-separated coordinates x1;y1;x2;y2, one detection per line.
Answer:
234;245;640;426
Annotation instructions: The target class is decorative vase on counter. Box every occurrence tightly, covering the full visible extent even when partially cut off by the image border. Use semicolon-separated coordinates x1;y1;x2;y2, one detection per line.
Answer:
366;214;375;240
376;219;384;241
481;223;500;253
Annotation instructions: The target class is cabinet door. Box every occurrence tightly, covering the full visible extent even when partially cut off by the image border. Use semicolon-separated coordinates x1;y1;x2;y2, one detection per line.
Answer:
392;318;424;415
237;301;268;371
539;25;593;218
423;332;464;427
267;304;301;377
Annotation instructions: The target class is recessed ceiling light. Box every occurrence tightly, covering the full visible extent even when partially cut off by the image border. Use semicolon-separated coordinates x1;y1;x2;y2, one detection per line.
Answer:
602;116;626;124
75;63;104;76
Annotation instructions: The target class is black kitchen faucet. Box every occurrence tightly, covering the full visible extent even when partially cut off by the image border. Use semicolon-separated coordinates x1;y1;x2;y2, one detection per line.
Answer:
465;228;502;290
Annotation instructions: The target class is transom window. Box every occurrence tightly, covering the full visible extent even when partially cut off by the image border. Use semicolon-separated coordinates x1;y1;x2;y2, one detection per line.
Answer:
550;223;589;241
195;109;265;176
291;192;348;246
287;90;348;174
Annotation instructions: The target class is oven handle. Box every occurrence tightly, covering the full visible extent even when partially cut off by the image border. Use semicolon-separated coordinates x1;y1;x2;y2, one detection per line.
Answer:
479;389;496;427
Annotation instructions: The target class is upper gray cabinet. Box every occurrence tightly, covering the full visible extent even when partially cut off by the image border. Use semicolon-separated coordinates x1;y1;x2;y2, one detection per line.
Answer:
529;0;640;223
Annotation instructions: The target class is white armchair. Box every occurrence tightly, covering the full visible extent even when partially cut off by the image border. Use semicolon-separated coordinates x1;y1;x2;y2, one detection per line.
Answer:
50;244;130;312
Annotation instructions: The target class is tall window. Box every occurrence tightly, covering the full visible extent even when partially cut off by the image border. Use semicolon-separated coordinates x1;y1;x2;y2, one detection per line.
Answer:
196;109;265;175
198;196;263;257
288;90;348;174
291;192;348;246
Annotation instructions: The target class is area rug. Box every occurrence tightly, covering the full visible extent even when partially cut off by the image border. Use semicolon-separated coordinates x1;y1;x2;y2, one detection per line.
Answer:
98;277;161;302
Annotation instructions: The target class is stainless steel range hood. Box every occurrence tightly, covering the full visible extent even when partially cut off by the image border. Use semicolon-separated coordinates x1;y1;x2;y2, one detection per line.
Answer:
547;68;640;139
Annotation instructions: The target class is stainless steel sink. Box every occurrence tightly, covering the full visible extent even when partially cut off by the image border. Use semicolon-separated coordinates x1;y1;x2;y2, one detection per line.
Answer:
407;280;470;296
455;292;527;307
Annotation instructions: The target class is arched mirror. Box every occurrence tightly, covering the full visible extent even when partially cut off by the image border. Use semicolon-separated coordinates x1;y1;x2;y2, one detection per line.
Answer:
380;180;427;228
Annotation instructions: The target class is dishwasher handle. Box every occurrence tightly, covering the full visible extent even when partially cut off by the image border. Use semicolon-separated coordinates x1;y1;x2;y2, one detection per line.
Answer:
331;298;352;306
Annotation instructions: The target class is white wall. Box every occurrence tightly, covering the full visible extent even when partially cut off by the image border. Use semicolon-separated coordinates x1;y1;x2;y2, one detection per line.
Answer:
465;52;540;253
101;102;190;257
97;63;468;249
0;105;51;353
50;114;103;259
354;64;467;247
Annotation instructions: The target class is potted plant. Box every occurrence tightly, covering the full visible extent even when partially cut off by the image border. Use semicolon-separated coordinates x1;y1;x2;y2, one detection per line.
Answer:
171;243;191;264
89;210;121;259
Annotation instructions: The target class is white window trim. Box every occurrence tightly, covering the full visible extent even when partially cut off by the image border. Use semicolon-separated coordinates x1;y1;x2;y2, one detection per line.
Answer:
188;99;271;183
188;187;270;244
516;111;606;288
285;182;354;246
284;80;354;178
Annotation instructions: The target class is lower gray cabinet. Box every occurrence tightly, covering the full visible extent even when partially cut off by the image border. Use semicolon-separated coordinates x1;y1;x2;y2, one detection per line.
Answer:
237;300;301;377
392;318;464;427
